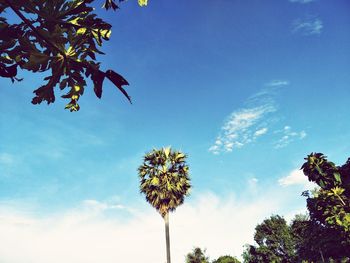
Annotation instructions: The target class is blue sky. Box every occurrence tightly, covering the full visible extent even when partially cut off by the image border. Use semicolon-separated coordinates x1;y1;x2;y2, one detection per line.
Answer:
0;0;349;262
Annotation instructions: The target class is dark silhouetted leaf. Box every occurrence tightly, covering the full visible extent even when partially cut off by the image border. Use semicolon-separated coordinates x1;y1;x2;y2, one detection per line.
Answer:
92;69;106;98
103;0;119;10
0;64;17;78
105;69;131;103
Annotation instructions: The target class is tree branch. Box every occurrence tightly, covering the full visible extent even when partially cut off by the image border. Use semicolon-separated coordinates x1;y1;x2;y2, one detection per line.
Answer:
4;0;67;60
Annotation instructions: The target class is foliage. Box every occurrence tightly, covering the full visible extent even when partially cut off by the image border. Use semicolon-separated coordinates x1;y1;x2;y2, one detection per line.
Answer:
243;153;350;262
138;147;191;217
301;153;350;232
243;213;350;263
291;214;350;262
212;255;240;263
242;215;296;263
186;247;210;263
0;0;147;111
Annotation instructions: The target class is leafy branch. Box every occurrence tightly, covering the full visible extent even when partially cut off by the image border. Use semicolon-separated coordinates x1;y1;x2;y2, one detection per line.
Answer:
0;0;148;111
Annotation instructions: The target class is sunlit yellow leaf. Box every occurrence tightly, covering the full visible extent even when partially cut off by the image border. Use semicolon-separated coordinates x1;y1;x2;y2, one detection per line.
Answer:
69;17;81;26
92;31;101;46
76;27;87;35
138;0;148;7
65;46;76;56
164;147;170;158
100;29;111;39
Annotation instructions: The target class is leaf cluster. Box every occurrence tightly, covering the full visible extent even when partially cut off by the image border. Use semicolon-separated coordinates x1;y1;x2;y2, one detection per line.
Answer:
301;153;350;232
0;0;136;111
138;147;191;217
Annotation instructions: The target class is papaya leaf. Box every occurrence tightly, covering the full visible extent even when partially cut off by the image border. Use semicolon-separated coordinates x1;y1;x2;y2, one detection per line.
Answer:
105;69;131;103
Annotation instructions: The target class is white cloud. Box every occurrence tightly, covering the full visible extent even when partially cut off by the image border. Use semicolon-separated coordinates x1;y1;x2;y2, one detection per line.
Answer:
278;169;316;189
289;0;314;4
209;105;275;154
265;80;289;87
254;127;268;137
274;126;307;148
292;17;323;35
0;189;307;263
209;81;292;154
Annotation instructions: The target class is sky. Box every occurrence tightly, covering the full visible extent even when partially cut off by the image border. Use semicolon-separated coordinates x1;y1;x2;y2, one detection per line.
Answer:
0;0;350;262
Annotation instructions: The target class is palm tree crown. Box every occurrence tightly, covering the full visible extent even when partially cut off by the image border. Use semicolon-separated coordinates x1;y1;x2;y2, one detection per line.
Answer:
138;147;191;217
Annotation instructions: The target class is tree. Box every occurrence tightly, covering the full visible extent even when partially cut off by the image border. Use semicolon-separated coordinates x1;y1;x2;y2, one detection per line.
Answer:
301;153;350;232
185;247;210;263
138;147;191;263
212;255;240;263
291;214;350;262
0;0;147;111
243;215;296;263
243;154;350;262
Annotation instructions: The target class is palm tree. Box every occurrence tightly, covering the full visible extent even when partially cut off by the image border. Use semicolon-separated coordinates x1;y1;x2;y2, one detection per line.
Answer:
138;147;191;263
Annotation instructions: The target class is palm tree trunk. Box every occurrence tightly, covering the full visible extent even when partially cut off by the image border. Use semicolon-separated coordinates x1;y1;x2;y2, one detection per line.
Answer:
164;212;171;263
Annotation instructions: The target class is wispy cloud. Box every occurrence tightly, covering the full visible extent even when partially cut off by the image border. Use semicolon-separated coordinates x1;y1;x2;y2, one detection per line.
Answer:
209;105;275;154
289;0;314;4
278;169;316;189
254;127;268;137
209;81;290;154
274;126;307;149
292;17;323;35
265;80;289;87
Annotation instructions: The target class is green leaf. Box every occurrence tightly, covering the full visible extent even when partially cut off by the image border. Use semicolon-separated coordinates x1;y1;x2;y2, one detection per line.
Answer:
319;179;326;189
334;172;342;183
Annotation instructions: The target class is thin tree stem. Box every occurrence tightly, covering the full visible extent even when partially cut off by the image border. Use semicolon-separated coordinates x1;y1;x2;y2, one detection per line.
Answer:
319;248;325;263
4;0;67;59
336;194;346;206
164;212;171;263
